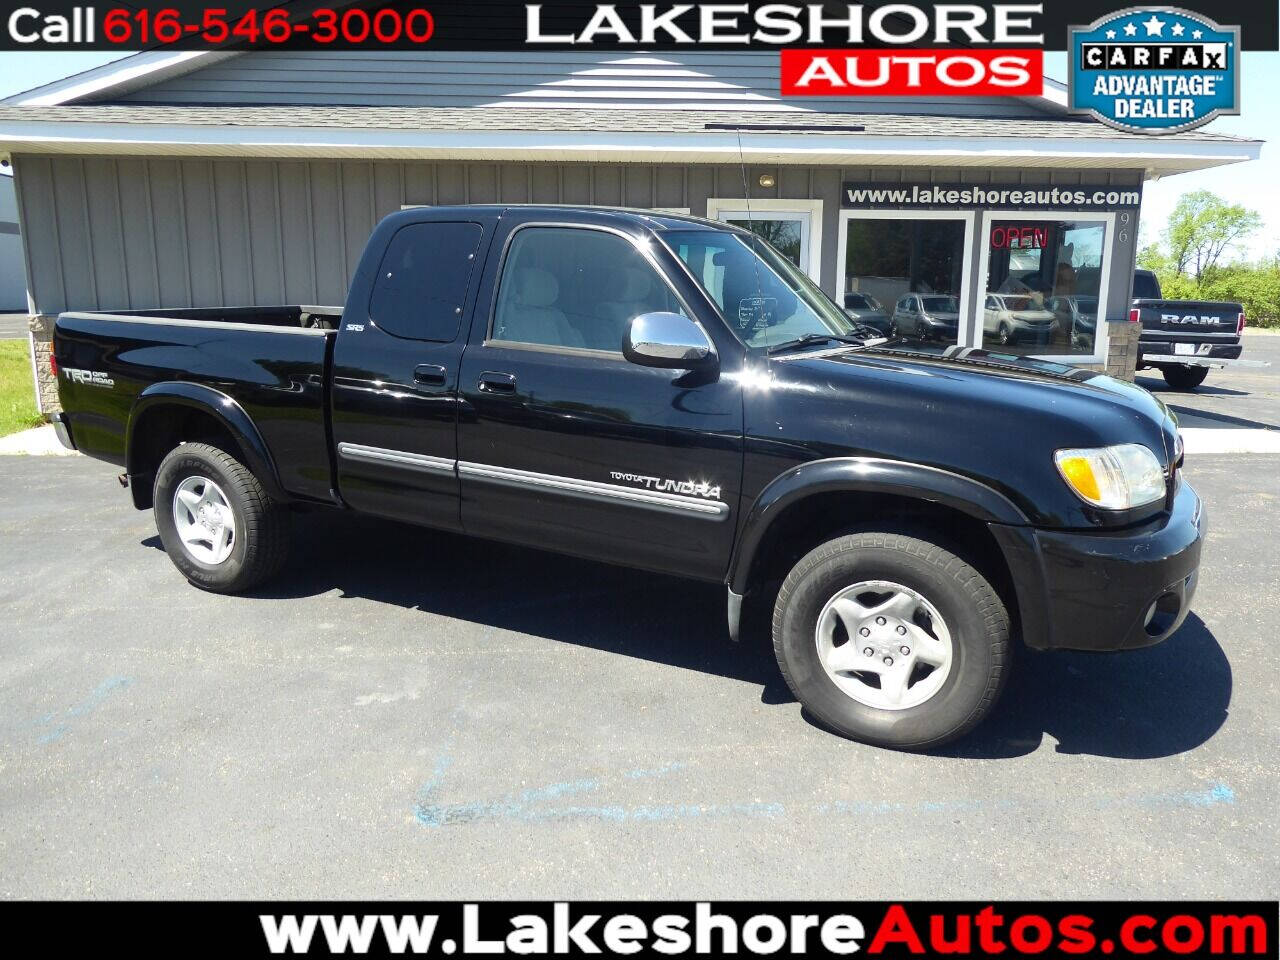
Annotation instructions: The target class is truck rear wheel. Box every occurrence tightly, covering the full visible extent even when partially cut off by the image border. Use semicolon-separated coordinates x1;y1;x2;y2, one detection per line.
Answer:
153;442;289;593
772;532;1009;750
1162;364;1209;391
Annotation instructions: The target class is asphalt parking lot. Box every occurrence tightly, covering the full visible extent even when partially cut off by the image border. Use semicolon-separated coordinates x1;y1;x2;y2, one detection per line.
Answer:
1;342;1277;900
1136;330;1280;433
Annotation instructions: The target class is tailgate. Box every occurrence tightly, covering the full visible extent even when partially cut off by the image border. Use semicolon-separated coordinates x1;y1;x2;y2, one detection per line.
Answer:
54;311;335;503
1135;299;1242;340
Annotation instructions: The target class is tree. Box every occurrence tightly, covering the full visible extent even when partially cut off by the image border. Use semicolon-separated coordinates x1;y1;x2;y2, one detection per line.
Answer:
1162;190;1261;280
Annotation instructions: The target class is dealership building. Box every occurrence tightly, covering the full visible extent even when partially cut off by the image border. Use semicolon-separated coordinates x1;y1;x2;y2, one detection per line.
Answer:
0;48;1260;412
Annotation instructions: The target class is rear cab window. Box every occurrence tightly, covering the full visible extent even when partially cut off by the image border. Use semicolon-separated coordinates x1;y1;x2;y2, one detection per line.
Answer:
369;221;484;342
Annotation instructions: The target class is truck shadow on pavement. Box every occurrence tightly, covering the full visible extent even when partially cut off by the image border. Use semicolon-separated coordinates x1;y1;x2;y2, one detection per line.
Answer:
160;510;1231;760
1162;405;1278;431
931;613;1230;760
1134;375;1250;398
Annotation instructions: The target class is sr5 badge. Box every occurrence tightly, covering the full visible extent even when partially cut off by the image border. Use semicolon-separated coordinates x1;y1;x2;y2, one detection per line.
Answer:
1069;7;1240;134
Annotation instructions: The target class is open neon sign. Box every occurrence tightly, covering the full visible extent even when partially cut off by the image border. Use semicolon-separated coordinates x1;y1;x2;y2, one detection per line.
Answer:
990;225;1049;249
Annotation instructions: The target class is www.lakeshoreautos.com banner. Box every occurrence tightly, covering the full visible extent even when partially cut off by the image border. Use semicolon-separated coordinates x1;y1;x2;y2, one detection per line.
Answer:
0;900;1275;956
2;1;1276;135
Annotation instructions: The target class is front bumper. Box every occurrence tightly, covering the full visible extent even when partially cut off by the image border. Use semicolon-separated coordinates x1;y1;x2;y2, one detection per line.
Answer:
1001;479;1205;652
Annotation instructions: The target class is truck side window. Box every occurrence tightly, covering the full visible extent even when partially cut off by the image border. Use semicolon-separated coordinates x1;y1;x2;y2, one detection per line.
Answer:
368;221;484;342
492;227;685;353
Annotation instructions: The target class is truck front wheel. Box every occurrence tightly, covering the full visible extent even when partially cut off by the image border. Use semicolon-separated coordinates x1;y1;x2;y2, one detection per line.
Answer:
772;532;1009;750
153;442;289;593
1162;364;1209;391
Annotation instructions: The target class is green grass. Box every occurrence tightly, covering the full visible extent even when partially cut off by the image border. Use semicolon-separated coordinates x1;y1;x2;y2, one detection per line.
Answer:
0;340;44;437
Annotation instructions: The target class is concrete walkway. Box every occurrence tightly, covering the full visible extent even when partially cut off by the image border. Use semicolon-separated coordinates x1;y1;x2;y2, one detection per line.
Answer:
0;313;28;339
0;424;76;456
1180;427;1280;454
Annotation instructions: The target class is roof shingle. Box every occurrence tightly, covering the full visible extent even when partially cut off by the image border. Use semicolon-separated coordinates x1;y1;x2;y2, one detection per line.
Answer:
0;104;1254;142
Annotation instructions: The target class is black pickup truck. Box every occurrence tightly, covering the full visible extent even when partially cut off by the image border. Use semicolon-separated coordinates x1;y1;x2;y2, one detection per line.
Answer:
1132;268;1246;391
51;205;1205;750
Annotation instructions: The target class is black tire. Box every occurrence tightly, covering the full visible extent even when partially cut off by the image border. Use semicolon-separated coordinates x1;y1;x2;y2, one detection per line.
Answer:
1162;364;1209;391
772;532;1010;750
997;321;1013;346
153;442;289;593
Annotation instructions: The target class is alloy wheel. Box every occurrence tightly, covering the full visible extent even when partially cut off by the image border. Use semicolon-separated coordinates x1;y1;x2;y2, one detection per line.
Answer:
814;580;954;710
172;475;236;565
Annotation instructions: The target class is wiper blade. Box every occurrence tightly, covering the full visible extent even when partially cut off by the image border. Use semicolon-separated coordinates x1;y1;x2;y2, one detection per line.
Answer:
766;333;867;355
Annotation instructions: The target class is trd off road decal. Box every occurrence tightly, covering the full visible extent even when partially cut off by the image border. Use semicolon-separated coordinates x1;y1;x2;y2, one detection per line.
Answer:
611;472;722;500
62;367;114;388
1069;7;1240;133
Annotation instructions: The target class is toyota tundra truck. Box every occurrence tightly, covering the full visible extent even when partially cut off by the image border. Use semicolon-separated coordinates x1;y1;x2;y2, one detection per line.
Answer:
1132;268;1248;391
50;206;1205;750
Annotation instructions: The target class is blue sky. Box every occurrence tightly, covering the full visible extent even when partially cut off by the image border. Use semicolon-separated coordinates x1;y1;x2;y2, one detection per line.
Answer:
2;50;1277;259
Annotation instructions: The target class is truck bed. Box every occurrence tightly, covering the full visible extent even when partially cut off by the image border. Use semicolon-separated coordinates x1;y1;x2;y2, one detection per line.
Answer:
54;306;341;504
93;305;344;330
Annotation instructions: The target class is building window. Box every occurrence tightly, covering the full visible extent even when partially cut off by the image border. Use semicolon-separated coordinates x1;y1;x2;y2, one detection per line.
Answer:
978;216;1111;359
705;199;823;284
835;210;975;347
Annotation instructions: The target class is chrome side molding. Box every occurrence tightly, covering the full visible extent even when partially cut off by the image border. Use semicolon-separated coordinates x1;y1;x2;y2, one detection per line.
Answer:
337;444;729;520
337;443;457;475
458;461;729;520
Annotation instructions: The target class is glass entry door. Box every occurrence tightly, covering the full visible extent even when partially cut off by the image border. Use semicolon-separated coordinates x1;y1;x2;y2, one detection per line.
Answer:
706;199;824;283
836;211;974;346
720;211;808;271
977;214;1112;361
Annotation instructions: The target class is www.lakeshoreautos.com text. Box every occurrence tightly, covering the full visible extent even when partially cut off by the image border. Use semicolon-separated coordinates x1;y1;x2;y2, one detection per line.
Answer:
255;903;1274;956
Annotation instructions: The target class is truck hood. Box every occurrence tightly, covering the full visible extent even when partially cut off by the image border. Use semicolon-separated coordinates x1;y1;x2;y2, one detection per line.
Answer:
765;345;1178;527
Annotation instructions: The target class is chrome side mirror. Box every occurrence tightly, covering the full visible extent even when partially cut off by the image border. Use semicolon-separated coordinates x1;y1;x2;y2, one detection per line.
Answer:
623;312;717;371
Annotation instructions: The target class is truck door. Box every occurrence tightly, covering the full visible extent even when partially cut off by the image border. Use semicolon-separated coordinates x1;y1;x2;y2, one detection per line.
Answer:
331;216;492;529
456;219;745;582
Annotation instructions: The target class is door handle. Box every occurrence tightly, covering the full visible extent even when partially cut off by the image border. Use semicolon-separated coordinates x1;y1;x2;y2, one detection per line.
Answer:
478;371;517;394
413;364;447;387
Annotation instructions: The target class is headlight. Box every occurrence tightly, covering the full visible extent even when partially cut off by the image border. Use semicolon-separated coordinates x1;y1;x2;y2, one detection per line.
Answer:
1054;443;1166;510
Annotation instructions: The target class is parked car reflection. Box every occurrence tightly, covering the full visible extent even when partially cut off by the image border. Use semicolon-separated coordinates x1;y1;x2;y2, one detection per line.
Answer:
842;292;891;334
1048;295;1099;351
984;294;1057;346
890;294;960;342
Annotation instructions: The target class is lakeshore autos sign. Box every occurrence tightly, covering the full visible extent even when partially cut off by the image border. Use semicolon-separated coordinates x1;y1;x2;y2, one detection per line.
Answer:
842;182;1142;211
1069;7;1240;133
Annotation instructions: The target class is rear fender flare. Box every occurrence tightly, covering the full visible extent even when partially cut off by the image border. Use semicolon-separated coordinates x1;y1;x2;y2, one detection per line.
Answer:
125;382;287;508
727;456;1029;595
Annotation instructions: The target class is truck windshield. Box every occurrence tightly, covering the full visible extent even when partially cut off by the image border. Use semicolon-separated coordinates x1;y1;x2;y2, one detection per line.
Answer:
661;229;855;350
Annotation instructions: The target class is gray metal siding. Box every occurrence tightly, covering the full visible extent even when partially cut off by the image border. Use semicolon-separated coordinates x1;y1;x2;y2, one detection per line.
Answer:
13;155;1141;324
104;50;1053;118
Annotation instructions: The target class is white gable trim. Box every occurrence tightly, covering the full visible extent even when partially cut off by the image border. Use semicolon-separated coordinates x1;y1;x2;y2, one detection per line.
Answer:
0;119;1259;177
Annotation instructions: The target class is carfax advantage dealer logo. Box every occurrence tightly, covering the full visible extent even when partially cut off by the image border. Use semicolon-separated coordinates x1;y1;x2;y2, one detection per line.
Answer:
1069;6;1240;133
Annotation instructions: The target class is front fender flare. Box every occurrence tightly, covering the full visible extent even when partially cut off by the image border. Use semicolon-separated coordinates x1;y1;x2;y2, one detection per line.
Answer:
125;382;287;508
726;456;1029;595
